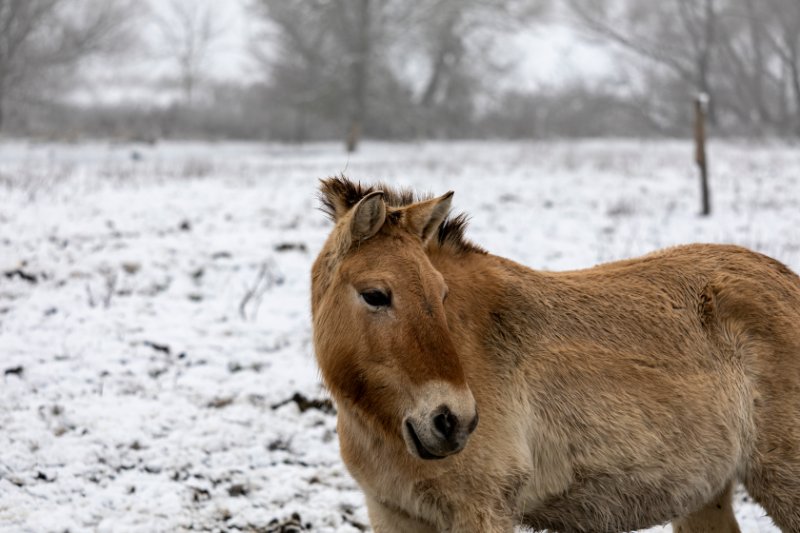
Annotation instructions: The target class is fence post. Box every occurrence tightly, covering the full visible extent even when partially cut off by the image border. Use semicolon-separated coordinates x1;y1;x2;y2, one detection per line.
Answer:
694;93;711;216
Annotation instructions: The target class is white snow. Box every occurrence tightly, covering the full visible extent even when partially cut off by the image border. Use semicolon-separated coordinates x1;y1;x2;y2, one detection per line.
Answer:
1;139;797;532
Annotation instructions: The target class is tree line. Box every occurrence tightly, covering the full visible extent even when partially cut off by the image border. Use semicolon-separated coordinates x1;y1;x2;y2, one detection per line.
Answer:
1;0;798;146
568;0;800;137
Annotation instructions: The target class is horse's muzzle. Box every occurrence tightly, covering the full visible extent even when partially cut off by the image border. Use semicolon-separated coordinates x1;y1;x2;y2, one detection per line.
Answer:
403;405;479;460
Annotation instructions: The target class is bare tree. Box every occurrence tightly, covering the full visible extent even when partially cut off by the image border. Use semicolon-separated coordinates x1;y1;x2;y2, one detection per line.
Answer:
309;0;395;152
153;0;222;105
252;0;544;149
344;0;371;152
250;1;343;142
0;0;134;131
405;0;545;137
566;0;800;136
567;0;723;126
705;0;795;134
252;0;400;151
761;0;800;134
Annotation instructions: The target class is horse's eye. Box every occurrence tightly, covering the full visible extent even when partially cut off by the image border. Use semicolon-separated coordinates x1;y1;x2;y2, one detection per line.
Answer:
361;290;391;308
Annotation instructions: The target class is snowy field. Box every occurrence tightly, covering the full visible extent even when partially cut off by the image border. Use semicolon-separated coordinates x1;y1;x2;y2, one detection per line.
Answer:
1;139;798;532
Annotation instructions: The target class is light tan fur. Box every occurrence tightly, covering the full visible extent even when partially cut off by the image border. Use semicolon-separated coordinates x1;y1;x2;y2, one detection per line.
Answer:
311;177;800;532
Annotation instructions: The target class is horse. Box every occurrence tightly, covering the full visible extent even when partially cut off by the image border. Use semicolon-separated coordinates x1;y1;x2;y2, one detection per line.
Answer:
310;176;800;532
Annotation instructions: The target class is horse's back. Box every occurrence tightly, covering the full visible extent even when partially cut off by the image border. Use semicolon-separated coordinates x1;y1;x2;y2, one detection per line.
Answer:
558;243;800;361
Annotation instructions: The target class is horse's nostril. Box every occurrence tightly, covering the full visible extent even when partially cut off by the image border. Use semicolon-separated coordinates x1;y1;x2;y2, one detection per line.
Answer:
433;407;458;441
467;410;479;434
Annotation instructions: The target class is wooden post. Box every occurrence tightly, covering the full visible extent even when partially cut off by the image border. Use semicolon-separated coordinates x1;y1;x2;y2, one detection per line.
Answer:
694;93;711;216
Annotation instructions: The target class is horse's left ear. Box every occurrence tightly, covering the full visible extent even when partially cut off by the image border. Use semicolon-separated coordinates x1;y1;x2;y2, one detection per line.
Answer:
403;191;454;245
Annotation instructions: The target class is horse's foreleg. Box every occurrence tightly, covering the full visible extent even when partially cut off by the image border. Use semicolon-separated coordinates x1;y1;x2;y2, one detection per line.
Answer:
449;507;515;533
671;482;741;533
365;495;438;533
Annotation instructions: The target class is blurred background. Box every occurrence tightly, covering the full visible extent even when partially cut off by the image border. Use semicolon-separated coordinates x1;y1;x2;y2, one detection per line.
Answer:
1;0;799;146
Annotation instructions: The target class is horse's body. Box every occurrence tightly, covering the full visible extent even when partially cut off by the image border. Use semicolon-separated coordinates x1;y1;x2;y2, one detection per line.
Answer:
311;178;800;532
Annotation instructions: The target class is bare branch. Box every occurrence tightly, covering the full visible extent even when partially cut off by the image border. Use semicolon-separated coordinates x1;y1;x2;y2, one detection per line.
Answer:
152;0;224;104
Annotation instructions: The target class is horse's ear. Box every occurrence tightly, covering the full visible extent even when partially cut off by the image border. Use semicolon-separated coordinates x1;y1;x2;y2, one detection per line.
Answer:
403;191;453;245
350;191;386;242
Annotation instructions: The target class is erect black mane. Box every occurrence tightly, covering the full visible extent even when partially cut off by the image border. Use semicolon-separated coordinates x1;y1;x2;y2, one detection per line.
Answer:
319;175;485;255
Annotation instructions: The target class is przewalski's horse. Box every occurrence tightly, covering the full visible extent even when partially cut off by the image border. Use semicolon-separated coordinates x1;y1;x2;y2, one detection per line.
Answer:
310;177;800;533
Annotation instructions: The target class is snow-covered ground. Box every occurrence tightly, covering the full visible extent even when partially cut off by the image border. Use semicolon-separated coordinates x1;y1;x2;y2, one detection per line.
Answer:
1;140;798;533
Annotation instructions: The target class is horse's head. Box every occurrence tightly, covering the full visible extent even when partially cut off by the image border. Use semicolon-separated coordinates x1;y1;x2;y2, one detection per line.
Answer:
311;178;478;460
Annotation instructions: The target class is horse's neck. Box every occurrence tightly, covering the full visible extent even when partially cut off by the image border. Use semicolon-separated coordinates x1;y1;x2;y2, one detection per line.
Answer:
434;251;548;372
437;250;547;311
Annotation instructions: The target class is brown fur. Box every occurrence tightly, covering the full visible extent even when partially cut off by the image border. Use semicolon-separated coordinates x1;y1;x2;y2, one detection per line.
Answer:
311;177;800;532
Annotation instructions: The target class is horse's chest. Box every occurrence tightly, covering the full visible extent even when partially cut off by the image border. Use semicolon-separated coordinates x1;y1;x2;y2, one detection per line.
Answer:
338;429;449;523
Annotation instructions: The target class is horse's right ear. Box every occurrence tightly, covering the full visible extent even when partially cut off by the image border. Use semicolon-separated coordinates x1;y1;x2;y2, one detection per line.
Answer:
326;191;385;259
350;191;386;242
